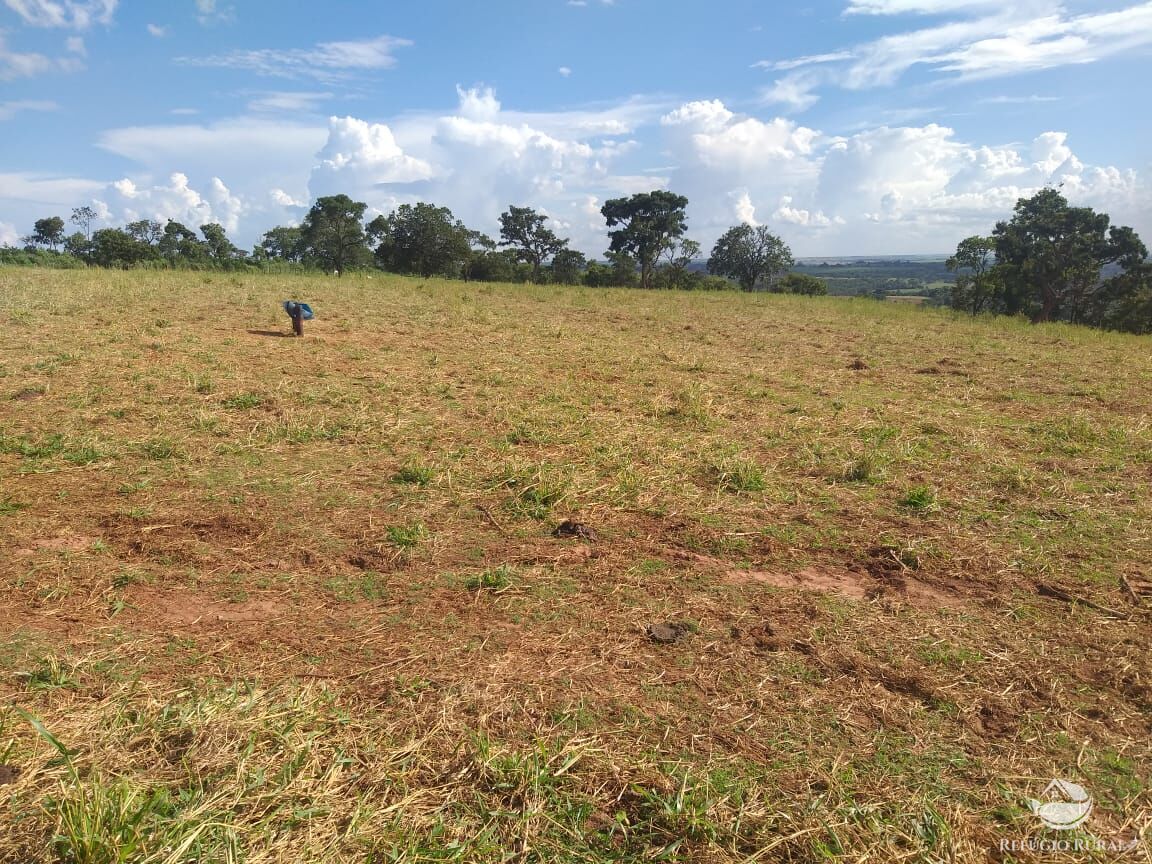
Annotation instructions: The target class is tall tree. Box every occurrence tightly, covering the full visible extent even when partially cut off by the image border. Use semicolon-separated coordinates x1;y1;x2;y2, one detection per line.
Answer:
706;224;794;291
656;237;701;289
158;220;208;265
300;194;371;275
71;206;97;240
126;219;164;246
89;228;156;268
993;188;1147;323
256;226;304;262
498;205;567;284
601;191;689;289
368;202;474;278
200;223;240;261
551;249;587;285
31;216;66;250
946;236;999;315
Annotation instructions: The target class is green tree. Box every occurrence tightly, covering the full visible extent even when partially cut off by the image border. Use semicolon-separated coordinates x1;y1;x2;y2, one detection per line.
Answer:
63;231;93;261
255;226;304;262
89;228;156;268
1088;262;1152;334
777;272;828;295
368;202;474;278
655;237;701;290
200;223;241;261
31;217;66;250
300;194;371;275
946;236;999;315
707;225;794;291
126;219;164;246
70;206;97;240
498;205;567;283
601;191;689;289
551;249;587;285
158;220;208;265
993;188;1147;323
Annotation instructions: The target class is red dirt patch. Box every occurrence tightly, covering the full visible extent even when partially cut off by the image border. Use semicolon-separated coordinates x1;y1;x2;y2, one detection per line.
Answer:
132;590;289;626
16;534;98;555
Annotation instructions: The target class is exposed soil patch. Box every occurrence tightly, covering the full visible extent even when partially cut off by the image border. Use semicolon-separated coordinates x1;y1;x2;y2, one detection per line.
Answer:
100;512;267;565
132;590;288;626
18;534;98;555
10;388;43;401
725;564;960;608
0;764;20;786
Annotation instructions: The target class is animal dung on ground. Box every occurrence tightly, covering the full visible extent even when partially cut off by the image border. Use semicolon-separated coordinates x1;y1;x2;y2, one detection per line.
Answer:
552;520;599;542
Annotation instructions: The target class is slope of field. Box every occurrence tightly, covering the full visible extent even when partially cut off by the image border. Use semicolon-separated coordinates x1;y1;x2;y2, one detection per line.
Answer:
1;269;1149;862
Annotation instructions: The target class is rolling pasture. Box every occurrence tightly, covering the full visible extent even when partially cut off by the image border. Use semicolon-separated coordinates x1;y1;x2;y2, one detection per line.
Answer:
1;269;1149;862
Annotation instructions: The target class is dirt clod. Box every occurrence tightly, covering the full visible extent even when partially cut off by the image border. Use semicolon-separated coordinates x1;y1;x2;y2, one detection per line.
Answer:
647;621;693;644
0;764;20;786
553;520;599;542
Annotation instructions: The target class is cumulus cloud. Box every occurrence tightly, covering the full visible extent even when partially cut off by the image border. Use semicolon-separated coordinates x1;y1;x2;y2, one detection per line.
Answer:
297;87;669;251
3;0;117;29
654;97;1148;254
309;116;434;199
9;88;1146;258
95;172;246;233
0;220;19;245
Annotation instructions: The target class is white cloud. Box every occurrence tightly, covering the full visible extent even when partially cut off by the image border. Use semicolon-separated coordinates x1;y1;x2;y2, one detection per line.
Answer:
246;91;332;113
845;0;1004;14
8;89;1146;259
95;173;245;233
0;221;20;245
755;51;853;71
97;117;327;188
761;2;1152;109
147;23;167;37
0;98;57;120
0;30;83;79
195;0;233;26
558;66;572;77
760;72;822;111
177;34;412;82
309;116;434;199
3;0;117;29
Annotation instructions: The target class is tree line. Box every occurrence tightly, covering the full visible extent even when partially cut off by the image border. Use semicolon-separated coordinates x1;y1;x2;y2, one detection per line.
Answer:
947;188;1150;333
7;191;825;295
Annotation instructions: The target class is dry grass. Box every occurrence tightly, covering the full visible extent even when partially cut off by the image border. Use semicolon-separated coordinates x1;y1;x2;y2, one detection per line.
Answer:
1;268;1149;862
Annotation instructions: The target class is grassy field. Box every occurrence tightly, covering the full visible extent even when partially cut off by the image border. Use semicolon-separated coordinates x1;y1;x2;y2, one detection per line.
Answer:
1;268;1149;863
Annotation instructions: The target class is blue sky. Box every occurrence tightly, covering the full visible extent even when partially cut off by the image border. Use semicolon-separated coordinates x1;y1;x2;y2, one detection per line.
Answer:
1;0;1149;256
